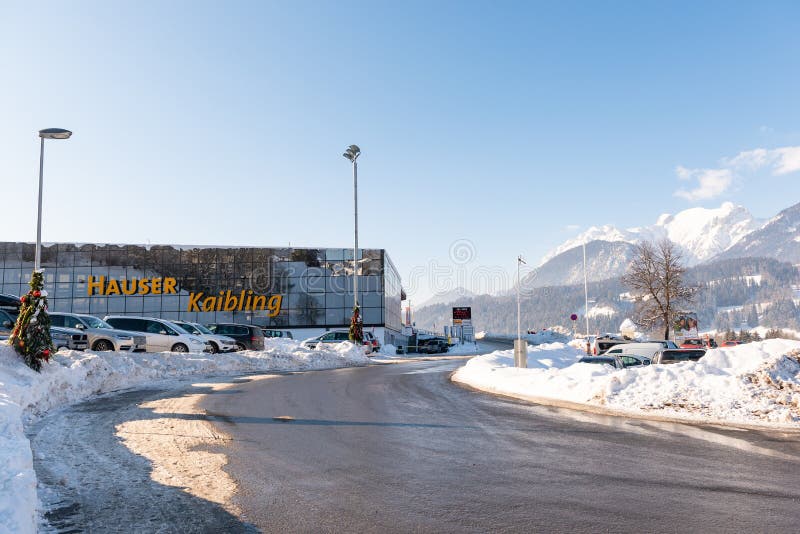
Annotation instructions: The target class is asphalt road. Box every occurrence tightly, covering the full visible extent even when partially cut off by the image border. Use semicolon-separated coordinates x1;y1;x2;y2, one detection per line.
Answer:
200;359;800;533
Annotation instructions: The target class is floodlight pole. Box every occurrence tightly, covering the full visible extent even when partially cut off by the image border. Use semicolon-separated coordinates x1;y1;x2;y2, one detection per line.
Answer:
583;241;589;337
343;145;361;311
35;128;72;270
514;255;527;368
517;256;523;342
353;157;358;309
35;137;45;270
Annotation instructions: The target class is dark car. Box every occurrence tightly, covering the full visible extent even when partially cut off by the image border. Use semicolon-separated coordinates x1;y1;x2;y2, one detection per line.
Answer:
0;293;21;313
651;349;706;364
418;338;449;354
262;329;294;340
207;323;265;351
579;356;623;369
0;309;16;337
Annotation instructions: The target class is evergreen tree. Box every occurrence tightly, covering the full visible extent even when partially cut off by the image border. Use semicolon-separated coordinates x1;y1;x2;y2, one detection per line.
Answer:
9;270;54;372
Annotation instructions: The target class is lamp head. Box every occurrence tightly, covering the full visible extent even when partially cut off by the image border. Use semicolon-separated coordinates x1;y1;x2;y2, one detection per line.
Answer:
39;128;72;140
343;144;361;162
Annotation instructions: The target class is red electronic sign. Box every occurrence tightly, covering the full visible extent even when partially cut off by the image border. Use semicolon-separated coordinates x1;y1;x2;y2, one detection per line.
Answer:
452;307;472;321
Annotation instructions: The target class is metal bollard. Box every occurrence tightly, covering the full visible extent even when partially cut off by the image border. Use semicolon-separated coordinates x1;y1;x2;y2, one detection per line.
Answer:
514;339;527;368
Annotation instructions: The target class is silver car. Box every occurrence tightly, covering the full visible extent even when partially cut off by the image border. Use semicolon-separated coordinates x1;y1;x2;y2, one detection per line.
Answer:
103;315;210;353
49;312;146;352
51;326;88;351
173;321;237;353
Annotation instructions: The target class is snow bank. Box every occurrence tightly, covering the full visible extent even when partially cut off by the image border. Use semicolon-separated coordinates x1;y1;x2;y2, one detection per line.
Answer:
0;339;369;534
453;339;800;427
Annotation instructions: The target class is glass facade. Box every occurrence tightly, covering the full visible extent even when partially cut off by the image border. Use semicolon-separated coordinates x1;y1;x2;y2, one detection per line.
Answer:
0;242;403;335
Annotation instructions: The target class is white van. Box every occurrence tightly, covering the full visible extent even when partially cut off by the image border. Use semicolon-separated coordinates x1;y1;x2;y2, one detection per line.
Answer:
603;342;666;360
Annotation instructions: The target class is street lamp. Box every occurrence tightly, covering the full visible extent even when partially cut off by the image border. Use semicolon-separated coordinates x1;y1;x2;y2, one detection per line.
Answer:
342;144;361;310
515;255;527;368
35;128;72;270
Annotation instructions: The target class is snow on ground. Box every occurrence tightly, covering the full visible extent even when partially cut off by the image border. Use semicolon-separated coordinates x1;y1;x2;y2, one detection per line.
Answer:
586;305;616;318
0;339;369;534
453;339;800;428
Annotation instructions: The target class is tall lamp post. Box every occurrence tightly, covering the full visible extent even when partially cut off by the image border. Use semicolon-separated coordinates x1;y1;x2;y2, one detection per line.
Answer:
35;128;72;270
342;144;361;310
583;240;590;337
515;255;527;368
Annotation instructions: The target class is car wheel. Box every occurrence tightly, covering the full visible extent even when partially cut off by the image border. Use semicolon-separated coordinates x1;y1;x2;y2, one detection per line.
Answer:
235;342;246;351
93;339;114;352
171;343;189;353
208;342;219;354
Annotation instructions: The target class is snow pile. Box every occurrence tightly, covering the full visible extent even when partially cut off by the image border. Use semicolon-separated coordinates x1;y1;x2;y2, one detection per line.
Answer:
586;305;616;318
453;339;800;427
0;339;369;534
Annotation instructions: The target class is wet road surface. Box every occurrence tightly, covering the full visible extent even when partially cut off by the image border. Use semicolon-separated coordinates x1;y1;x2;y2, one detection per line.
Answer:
200;359;800;533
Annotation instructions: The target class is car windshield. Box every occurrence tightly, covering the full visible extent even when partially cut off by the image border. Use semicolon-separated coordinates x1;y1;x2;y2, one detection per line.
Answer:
192;323;214;335
178;323;201;335
82;316;114;329
170;323;190;334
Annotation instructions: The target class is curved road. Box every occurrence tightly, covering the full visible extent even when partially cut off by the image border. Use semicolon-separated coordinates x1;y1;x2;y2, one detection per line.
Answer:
200;359;800;533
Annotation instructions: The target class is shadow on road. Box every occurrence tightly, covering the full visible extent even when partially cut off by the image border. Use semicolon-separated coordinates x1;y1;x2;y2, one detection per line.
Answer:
30;387;259;534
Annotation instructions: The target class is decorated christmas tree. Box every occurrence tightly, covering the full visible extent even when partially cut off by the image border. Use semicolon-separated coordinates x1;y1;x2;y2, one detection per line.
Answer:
349;305;363;345
9;270;54;372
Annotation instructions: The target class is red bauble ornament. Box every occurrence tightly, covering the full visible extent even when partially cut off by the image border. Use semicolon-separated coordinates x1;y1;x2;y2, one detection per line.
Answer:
33;290;41;297
20;296;26;303
42;349;50;359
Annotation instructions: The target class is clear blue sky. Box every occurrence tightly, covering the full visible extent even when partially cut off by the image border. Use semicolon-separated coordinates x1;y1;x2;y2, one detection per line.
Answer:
2;1;799;302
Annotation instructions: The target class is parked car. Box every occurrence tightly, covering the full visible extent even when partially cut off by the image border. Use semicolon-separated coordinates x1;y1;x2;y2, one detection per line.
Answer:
0;293;21;313
104;315;210;353
51;326;88;351
206;323;265;351
645;339;679;349
651;349;706;364
363;331;381;352
173;321;237;353
579;356;624;369
618;354;652;367
49;312;146;352
680;338;716;349
604;343;666;360
578;354;651;369
592;335;634;355
721;340;743;347
0;309;16;337
417;338;449;354
262;329;294;340
302;330;352;349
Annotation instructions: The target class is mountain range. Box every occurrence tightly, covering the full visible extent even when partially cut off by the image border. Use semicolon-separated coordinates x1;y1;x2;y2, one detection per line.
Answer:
412;200;800;335
522;201;798;290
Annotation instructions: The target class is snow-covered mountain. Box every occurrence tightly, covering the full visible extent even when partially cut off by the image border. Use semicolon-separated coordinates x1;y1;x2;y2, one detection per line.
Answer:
418;287;476;307
715;202;800;263
540;202;761;267
521;240;637;289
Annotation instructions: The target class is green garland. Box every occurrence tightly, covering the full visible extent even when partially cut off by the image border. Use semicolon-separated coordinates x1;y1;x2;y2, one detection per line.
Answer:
9;269;54;372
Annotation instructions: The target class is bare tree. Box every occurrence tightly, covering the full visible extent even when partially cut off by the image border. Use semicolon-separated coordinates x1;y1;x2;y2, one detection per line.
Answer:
621;239;698;340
